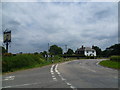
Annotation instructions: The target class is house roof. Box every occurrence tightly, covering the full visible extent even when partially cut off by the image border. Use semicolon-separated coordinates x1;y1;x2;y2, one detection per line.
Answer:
76;47;95;51
84;47;95;51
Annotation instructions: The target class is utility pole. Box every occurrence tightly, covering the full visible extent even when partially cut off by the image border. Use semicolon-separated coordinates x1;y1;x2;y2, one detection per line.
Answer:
47;43;50;61
48;43;49;53
65;45;67;59
65;45;67;53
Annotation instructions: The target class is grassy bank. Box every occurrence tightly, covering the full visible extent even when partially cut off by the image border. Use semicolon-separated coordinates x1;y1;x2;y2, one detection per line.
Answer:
2;54;75;73
99;56;120;69
110;56;120;62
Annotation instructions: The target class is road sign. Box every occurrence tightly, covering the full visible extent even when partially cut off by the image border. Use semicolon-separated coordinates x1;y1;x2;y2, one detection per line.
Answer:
3;31;11;43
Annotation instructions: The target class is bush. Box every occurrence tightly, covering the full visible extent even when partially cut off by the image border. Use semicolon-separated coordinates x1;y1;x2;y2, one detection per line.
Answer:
110;56;120;62
2;54;45;72
3;53;13;56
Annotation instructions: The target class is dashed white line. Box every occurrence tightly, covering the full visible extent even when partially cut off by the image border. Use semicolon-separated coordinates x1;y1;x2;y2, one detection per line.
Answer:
61;77;66;81
50;64;55;73
55;64;61;75
52;76;55;78
54;64;77;90
66;82;71;86
50;64;57;81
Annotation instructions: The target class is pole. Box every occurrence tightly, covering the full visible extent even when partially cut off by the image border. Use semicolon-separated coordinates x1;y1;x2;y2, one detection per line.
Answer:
65;45;67;59
47;43;49;61
6;42;8;53
48;43;49;53
65;45;67;52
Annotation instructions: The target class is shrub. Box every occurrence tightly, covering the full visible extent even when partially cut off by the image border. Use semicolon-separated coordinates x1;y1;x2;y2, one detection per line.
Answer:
2;54;45;72
110;56;120;62
3;53;12;56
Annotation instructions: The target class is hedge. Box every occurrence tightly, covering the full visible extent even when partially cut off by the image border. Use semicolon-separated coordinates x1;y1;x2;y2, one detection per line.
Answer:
110;56;120;62
2;54;45;72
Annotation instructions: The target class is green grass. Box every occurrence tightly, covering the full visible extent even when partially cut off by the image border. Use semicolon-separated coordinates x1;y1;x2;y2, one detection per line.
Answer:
2;54;76;73
99;60;120;69
2;54;45;72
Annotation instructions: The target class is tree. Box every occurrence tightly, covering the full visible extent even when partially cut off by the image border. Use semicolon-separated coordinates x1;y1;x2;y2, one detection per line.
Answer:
34;52;38;55
92;46;102;56
102;44;120;57
40;51;47;57
49;45;63;55
66;48;74;55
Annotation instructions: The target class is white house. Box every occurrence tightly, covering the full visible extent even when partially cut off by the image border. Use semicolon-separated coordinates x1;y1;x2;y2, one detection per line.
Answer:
75;46;96;56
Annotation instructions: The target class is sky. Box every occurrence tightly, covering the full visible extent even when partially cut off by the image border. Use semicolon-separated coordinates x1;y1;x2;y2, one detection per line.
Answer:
0;1;118;53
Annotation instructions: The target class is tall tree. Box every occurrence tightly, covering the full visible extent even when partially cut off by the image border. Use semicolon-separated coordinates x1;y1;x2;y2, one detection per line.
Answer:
66;48;74;55
49;45;63;55
102;44;120;57
92;46;102;56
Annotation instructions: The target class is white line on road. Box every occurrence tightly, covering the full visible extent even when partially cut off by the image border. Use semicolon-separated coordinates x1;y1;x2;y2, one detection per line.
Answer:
3;76;15;81
55;64;77;90
50;64;57;81
3;82;41;88
55;64;60;75
51;64;55;73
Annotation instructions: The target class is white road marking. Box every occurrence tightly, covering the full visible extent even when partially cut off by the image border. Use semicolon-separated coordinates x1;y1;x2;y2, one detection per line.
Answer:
3;76;15;81
55;64;60;75
50;64;57;81
61;77;66;81
51;64;55;73
55;64;77;90
53;77;56;79
66;82;71;86
52;76;55;78
70;86;77;90
3;82;41;88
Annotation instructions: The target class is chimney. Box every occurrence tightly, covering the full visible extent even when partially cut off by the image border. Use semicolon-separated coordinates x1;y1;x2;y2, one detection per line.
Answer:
92;45;94;49
82;45;84;49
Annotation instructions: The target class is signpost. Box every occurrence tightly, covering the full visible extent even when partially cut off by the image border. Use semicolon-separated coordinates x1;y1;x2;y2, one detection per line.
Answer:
3;30;11;53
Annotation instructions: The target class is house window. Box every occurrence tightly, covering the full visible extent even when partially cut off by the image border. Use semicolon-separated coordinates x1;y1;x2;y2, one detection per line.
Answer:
92;51;94;53
87;51;88;53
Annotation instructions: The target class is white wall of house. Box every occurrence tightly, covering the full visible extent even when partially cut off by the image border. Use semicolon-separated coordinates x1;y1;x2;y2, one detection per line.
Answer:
84;50;96;56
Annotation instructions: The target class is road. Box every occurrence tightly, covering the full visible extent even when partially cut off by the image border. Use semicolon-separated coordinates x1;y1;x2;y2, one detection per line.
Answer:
2;59;118;89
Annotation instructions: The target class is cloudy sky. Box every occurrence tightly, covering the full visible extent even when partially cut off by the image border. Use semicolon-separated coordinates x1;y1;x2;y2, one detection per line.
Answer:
0;1;118;53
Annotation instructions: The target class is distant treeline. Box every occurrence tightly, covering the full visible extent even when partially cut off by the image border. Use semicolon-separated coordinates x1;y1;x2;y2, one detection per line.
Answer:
1;43;120;57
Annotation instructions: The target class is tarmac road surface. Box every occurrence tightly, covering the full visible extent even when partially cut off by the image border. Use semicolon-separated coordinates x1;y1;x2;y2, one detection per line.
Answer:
2;59;119;89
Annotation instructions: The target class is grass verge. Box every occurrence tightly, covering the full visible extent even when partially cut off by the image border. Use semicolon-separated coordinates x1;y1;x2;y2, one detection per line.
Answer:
2;54;76;74
99;60;120;69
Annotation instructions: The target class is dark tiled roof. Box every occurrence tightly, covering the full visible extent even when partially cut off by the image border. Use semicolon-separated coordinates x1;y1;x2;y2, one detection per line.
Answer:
76;47;95;51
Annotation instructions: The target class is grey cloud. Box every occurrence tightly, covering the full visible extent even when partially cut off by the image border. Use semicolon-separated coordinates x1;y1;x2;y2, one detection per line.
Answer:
1;2;118;53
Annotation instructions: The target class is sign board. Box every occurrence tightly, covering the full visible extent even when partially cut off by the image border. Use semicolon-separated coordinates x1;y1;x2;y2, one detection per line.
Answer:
3;31;11;43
